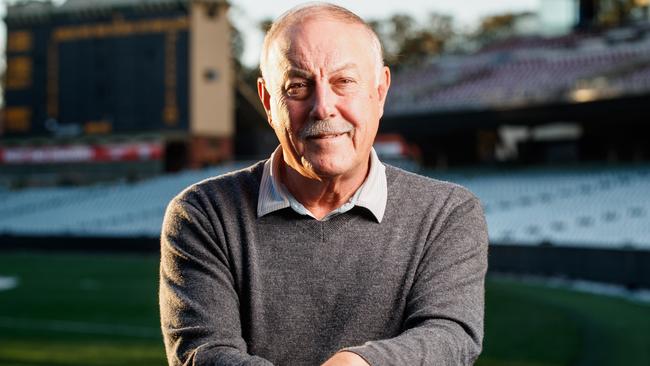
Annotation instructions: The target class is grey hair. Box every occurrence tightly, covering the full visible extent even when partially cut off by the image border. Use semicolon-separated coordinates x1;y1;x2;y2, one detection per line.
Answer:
259;2;384;85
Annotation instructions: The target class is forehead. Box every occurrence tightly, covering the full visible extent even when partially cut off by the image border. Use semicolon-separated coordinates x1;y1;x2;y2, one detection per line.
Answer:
269;18;374;75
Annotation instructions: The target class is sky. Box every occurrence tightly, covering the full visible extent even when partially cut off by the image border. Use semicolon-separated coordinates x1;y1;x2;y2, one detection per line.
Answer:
228;0;541;66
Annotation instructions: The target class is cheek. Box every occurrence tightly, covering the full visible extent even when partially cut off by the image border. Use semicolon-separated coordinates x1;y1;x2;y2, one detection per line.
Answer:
284;101;311;131
340;95;378;131
270;97;291;129
341;98;380;152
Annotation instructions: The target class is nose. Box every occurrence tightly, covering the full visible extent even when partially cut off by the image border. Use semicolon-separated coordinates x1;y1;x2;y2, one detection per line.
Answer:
309;82;337;121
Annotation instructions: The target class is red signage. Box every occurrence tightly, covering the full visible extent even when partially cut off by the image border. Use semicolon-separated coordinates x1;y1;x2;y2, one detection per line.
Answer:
0;142;163;164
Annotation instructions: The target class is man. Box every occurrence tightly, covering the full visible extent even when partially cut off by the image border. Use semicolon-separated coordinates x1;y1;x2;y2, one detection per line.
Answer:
160;3;488;366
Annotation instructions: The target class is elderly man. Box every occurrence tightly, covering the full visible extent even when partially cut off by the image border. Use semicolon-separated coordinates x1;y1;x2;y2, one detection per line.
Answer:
160;3;488;366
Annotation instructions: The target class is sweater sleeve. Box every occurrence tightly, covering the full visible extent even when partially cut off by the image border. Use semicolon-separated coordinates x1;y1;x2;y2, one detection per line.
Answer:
159;197;274;366
343;192;489;366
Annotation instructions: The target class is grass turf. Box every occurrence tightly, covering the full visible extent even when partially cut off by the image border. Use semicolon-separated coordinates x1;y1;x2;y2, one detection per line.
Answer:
0;252;648;366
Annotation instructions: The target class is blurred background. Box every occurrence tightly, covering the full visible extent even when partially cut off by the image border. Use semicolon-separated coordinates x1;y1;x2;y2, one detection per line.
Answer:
0;0;649;365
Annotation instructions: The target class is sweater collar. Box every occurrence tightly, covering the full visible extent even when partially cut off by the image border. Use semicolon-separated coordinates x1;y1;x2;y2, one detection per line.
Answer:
257;146;387;223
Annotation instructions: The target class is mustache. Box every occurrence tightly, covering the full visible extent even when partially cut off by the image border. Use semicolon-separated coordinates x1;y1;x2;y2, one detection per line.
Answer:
298;119;354;139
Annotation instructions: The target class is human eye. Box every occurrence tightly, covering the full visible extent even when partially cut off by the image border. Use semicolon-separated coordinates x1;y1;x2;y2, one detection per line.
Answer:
285;80;311;99
336;77;356;85
333;76;358;94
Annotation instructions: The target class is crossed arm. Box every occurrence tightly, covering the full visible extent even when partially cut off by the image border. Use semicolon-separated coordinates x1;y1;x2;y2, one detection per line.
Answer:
160;195;488;366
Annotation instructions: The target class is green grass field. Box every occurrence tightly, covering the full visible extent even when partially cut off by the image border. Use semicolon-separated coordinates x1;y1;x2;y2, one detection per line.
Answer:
0;252;648;366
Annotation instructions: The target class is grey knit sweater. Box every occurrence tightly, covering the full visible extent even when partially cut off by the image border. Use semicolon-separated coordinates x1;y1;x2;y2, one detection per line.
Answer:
159;162;488;366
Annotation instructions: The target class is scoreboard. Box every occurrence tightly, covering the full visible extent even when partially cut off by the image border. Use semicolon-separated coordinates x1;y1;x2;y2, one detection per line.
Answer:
3;2;197;138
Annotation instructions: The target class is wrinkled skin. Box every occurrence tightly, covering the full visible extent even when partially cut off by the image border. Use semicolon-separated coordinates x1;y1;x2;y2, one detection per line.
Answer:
257;17;391;218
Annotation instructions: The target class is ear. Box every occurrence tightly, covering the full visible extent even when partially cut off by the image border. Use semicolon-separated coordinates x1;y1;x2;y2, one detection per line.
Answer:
257;77;273;126
376;66;391;118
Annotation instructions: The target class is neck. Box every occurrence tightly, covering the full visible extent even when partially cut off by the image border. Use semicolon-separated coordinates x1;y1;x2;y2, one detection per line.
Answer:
280;157;370;220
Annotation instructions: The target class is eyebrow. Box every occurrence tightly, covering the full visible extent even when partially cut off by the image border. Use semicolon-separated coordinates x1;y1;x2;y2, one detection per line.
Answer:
284;63;360;80
285;67;311;79
331;63;359;75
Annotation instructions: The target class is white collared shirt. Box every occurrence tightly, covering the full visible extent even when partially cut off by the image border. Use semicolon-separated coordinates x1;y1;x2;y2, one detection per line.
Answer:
257;146;387;222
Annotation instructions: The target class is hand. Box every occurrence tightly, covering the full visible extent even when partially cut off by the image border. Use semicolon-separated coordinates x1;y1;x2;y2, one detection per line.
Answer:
321;351;370;366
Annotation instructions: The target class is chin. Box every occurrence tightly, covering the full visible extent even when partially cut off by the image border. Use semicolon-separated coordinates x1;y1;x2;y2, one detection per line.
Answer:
305;156;356;178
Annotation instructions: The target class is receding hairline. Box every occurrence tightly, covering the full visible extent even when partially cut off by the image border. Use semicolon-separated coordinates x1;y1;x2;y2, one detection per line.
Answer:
260;2;384;82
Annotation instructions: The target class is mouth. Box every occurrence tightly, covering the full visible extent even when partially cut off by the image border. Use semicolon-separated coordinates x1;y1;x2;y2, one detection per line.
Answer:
306;132;349;140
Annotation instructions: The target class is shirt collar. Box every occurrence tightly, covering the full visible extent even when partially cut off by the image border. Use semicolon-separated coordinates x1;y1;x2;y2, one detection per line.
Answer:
257;146;387;222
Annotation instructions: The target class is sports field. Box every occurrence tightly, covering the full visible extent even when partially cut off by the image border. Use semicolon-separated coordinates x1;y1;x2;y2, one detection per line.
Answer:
0;251;648;366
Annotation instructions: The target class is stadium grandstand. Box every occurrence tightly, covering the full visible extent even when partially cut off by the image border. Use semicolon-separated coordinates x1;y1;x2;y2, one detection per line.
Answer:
0;162;647;249
1;161;648;285
1;0;649;287
382;2;650;166
387;25;650;114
